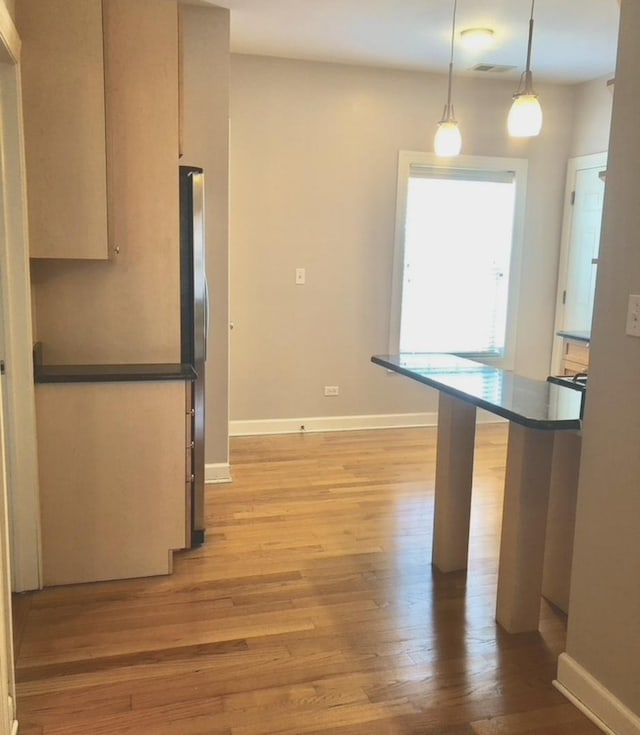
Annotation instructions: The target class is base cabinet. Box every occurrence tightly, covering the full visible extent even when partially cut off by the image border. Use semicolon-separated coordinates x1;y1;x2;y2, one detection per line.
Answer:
36;381;187;586
561;338;590;376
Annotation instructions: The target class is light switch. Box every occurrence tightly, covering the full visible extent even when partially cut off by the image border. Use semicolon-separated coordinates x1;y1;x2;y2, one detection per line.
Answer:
295;267;306;285
625;294;640;337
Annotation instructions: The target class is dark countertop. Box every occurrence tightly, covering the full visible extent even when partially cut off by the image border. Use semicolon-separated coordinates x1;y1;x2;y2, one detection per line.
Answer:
557;330;591;343
33;343;197;384
371;353;582;430
35;362;197;384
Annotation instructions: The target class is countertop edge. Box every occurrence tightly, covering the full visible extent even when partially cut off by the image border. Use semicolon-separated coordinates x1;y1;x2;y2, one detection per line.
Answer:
34;363;198;384
556;330;591;343
371;355;582;432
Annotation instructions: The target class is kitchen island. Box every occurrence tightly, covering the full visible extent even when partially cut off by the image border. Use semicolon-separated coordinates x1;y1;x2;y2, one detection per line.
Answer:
371;353;582;633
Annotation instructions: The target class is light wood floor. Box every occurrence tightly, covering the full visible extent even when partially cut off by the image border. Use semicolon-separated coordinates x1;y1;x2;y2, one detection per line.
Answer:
12;425;602;735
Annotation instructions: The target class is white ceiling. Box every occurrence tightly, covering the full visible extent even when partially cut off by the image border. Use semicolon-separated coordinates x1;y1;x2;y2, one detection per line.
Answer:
204;0;620;84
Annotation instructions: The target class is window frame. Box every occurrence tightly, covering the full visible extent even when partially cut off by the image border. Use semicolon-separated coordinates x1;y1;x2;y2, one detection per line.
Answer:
389;150;529;370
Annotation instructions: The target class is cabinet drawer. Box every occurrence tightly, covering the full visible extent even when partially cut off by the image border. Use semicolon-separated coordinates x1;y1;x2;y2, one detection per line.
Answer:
563;361;588;377
563;339;589;372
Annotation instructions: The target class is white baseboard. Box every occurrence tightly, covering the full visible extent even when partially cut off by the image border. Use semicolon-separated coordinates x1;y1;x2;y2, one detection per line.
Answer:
205;463;232;484
229;410;504;437
554;653;640;735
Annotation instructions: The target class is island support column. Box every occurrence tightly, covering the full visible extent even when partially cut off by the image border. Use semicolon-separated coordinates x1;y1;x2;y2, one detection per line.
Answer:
432;393;477;572
496;423;555;633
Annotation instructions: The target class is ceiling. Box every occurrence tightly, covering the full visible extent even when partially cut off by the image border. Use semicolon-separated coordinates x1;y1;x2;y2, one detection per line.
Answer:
203;0;620;84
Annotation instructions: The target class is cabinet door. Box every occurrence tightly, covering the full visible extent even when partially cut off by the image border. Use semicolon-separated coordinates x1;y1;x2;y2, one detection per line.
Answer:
561;339;590;376
28;0;181;365
18;0;110;260
36;381;188;586
103;0;180;263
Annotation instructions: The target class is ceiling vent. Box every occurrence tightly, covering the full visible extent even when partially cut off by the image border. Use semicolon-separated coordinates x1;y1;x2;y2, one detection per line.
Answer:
471;63;517;73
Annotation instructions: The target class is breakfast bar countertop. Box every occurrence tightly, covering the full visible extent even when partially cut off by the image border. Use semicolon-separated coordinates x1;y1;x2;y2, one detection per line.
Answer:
371;353;582;430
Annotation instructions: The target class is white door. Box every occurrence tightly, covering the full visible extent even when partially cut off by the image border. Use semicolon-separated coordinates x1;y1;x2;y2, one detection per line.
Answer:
551;153;607;372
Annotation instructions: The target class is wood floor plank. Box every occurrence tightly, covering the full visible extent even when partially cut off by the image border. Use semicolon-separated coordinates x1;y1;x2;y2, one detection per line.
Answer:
12;426;603;734
471;702;595;733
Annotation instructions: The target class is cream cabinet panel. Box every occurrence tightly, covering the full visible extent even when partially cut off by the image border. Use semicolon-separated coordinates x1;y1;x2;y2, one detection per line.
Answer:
29;0;181;365
36;381;187;586
103;0;180;263
18;0;110;260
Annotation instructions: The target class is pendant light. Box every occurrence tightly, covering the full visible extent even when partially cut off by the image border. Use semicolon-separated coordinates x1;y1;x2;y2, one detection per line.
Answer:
508;0;543;138
434;0;462;157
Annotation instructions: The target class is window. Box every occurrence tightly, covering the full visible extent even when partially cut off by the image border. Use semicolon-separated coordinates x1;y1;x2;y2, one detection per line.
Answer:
390;152;528;367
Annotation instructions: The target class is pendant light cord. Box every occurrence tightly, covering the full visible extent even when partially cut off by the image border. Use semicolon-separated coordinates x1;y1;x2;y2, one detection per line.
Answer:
525;0;535;74
515;0;536;96
445;0;458;114
434;0;462;153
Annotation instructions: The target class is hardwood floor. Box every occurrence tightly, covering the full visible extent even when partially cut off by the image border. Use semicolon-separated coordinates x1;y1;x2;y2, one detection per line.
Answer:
12;425;602;734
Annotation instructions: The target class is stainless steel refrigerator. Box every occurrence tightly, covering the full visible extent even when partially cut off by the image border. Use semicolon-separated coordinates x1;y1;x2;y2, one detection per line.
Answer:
180;166;208;547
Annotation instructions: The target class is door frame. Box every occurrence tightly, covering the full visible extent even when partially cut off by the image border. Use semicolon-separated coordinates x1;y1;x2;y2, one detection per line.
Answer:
0;1;42;595
550;152;608;375
0;383;16;735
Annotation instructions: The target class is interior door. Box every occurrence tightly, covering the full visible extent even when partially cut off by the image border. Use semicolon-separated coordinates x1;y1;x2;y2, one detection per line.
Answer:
551;153;607;373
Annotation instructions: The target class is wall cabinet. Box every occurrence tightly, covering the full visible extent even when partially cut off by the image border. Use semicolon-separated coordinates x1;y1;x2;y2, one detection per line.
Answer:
28;0;181;364
18;0;110;260
19;0;181;264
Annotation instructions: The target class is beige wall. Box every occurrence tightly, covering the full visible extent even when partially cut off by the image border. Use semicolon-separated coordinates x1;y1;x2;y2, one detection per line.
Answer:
229;55;576;422
565;0;640;715
570;74;614;158
181;4;230;465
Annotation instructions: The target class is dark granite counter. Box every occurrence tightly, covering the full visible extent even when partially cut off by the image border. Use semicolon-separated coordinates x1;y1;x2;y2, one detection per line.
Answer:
35;362;196;384
33;342;196;384
371;353;582;430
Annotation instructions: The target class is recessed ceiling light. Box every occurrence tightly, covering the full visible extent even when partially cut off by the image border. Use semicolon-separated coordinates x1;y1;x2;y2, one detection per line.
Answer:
460;28;495;52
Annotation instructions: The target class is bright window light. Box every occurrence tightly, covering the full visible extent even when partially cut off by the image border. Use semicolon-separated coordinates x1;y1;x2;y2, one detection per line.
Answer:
399;171;517;356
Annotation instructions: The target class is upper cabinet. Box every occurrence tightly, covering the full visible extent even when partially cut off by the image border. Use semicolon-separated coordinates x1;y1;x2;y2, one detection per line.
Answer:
102;0;180;267
27;0;181;364
18;0;110;260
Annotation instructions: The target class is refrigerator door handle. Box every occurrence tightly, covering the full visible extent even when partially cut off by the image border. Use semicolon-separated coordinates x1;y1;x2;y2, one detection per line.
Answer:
204;275;210;362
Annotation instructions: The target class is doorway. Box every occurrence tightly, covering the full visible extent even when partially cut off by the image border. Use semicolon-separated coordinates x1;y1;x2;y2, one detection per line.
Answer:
551;152;608;374
0;10;43;733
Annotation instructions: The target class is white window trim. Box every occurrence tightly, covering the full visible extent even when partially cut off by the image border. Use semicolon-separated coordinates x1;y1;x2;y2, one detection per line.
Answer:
389;150;528;370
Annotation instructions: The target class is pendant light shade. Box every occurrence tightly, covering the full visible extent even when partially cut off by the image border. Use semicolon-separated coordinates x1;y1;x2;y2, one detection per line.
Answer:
434;0;461;157
434;120;462;157
507;89;543;137
508;0;542;138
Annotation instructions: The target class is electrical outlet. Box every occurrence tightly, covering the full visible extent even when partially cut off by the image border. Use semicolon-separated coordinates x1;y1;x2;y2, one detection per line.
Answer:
626;294;640;337
324;385;339;397
295;267;306;285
